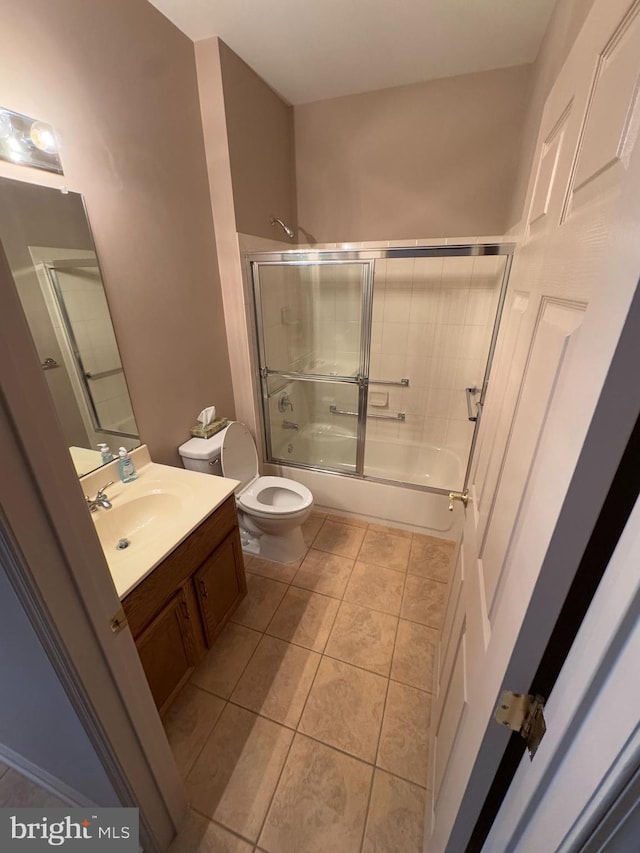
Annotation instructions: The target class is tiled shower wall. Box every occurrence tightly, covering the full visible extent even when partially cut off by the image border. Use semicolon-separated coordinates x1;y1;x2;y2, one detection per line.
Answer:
368;255;504;461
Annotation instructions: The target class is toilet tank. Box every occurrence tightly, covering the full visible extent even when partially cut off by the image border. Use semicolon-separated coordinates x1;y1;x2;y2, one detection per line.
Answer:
178;432;226;476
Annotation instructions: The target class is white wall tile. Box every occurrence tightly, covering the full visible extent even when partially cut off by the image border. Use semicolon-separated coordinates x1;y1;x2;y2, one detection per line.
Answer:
426;388;452;419
403;355;430;387
423;417;448;445
377;354;405;382
381;322;408;356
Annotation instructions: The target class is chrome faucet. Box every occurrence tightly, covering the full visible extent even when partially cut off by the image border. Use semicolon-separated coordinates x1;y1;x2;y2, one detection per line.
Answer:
282;420;299;431
86;482;114;512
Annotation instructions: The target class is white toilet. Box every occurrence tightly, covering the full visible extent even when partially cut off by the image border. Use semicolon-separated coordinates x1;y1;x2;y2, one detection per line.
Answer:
178;422;313;564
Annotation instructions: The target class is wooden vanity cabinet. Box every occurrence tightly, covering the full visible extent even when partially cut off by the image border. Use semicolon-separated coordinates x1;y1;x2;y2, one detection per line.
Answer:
122;495;246;713
194;531;245;645
135;585;196;712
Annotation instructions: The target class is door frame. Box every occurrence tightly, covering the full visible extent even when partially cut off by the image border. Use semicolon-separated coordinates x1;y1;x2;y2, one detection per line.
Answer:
1;240;186;851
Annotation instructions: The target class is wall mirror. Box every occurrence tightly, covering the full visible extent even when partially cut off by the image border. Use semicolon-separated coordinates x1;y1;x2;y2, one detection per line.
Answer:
0;176;140;476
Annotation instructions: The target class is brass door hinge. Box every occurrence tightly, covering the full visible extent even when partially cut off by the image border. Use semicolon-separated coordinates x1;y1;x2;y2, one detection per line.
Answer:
448;490;469;511
110;607;129;634
494;690;546;759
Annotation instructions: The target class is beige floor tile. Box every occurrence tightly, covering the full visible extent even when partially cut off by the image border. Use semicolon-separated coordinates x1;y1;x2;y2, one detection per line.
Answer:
324;511;368;528
163;684;225;776
409;534;455;583
391;620;439;692
231;573;288;632
187;704;293;842
169;809;253;853
312;519;366;558
401;576;447;629
325;602;398;676
344;561;405;616
247;557;300;584
377;681;431;786
358;529;412;572
292;549;354;598
231;635;320;728
362;770;426;853
367;522;412;540
299;657;387;762
302;515;324;547
0;770;66;808
259;734;372;853
266;587;339;652
191;622;262;698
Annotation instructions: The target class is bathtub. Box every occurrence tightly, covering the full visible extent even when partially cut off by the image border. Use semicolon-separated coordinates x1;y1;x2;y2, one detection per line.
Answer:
364;439;463;491
267;421;464;537
274;422;356;469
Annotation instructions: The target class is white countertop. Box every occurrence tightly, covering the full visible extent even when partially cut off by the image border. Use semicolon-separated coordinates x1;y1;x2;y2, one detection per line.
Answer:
69;446;104;477
80;445;239;599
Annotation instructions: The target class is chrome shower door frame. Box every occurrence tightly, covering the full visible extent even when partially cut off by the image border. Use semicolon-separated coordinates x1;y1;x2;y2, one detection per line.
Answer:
250;257;375;476
249;243;515;495
43;262;136;439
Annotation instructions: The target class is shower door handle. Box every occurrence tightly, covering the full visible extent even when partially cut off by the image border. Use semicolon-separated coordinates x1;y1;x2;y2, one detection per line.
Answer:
41;357;59;370
465;387;481;422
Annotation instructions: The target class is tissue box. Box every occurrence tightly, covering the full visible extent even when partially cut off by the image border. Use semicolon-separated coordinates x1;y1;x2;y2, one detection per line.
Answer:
190;417;229;439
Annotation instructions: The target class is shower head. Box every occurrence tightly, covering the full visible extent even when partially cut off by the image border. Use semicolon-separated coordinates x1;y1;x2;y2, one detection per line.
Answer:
270;217;295;239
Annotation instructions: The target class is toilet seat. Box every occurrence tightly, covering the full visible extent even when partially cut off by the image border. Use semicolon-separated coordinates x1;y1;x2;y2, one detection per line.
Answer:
238;475;313;519
221;423;313;519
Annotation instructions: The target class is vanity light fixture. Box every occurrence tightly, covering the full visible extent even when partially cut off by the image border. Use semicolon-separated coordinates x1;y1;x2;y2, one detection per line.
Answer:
0;107;63;174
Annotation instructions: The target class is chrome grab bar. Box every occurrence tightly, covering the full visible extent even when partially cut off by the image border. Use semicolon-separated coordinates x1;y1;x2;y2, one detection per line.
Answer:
465;386;481;422
369;378;409;387
330;405;405;421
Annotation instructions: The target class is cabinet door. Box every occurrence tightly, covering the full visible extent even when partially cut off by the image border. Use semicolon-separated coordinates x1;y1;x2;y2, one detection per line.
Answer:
194;529;246;645
136;586;196;713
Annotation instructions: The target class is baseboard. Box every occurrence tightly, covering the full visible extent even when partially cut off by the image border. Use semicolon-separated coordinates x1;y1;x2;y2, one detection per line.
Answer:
0;744;96;808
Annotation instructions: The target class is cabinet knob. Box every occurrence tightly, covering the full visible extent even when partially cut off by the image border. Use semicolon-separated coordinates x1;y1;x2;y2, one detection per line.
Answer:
199;579;209;599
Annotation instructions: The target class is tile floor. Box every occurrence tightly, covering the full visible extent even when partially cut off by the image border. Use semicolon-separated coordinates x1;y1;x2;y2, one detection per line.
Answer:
0;760;66;808
167;511;455;853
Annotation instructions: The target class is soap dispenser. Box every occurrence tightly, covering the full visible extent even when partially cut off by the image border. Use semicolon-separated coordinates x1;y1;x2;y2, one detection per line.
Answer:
97;443;114;464
117;447;137;483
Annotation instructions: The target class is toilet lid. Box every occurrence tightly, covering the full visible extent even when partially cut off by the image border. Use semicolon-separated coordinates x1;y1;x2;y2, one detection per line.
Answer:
221;422;259;489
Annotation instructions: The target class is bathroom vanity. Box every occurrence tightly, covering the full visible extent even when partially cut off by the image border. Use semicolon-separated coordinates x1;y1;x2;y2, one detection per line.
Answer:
122;495;246;713
81;446;246;713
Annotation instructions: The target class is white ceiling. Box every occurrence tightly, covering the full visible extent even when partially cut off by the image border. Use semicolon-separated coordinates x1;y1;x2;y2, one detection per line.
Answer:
148;0;557;105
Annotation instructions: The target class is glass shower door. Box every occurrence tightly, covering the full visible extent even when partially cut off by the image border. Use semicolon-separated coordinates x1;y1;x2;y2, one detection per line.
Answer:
252;260;373;474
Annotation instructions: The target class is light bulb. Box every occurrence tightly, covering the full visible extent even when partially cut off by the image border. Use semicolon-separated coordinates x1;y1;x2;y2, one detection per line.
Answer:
30;121;58;153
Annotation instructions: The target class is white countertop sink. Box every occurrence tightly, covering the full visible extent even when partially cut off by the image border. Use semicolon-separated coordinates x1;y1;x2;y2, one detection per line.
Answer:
80;445;239;598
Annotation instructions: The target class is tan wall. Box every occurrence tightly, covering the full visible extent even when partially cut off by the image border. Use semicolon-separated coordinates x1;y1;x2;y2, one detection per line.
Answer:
294;65;532;244
0;0;234;465
506;0;598;227
218;41;297;242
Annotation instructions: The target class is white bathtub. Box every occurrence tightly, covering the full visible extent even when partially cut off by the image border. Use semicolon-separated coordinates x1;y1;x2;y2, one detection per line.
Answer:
267;421;464;537
364;438;463;491
274;422;356;469
273;422;463;491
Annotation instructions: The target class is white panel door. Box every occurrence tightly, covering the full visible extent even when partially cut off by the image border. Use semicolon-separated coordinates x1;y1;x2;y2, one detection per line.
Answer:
428;0;640;849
